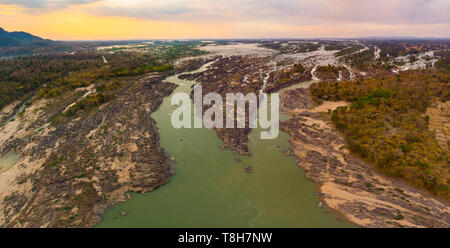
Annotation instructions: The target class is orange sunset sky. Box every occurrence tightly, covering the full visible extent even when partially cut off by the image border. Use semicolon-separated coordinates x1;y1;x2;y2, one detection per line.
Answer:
0;0;449;40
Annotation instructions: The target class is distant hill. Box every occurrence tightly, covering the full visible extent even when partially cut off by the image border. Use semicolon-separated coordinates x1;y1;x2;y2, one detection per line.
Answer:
0;27;52;47
0;27;57;57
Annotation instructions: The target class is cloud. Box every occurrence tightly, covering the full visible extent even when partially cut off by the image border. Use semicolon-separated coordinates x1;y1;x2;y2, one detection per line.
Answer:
6;0;450;25
83;0;449;25
1;0;449;39
1;0;100;11
86;0;314;23
315;0;450;24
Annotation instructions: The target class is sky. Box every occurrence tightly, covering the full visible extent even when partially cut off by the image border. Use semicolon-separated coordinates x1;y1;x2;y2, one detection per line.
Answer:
0;0;449;40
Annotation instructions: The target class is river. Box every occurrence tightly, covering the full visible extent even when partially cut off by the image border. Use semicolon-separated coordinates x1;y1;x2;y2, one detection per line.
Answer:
96;62;353;227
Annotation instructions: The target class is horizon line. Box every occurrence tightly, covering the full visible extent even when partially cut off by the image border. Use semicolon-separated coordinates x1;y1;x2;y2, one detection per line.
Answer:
59;36;450;42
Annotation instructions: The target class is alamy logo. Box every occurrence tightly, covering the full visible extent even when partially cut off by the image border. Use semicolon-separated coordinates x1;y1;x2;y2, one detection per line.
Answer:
170;85;279;139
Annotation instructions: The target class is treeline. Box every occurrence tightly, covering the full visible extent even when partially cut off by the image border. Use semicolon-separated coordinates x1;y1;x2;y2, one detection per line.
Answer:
335;44;365;57
311;70;450;198
435;50;450;72
316;65;345;75
364;40;450;59
323;41;349;51
0;53;103;109
261;41;321;53
271;63;308;84
0;52;173;109
63;80;122;118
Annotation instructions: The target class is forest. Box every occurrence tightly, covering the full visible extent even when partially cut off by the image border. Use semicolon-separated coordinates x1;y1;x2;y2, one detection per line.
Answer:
311;69;449;198
0;42;205;112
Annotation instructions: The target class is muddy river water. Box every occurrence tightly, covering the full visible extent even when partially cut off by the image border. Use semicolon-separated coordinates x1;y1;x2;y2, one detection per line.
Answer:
97;62;353;227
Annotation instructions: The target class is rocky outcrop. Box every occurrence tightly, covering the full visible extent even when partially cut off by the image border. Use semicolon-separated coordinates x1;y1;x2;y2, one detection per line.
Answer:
175;57;219;74
184;55;271;155
280;88;317;114
426;101;450;150
264;71;312;93
0;73;177;227
314;66;350;82
280;90;450;227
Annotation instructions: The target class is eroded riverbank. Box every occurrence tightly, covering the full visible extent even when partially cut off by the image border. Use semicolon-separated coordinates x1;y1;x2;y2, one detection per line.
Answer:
0;73;176;227
279;88;450;227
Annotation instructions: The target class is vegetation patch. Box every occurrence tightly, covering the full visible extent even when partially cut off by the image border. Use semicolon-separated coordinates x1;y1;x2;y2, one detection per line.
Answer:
311;70;450;198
